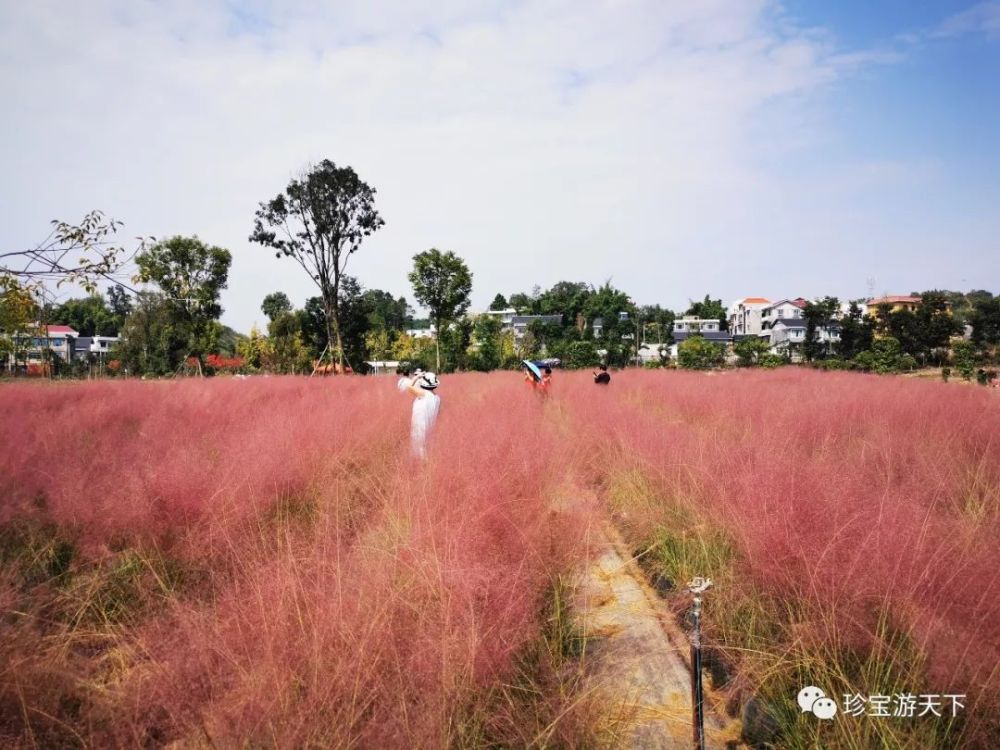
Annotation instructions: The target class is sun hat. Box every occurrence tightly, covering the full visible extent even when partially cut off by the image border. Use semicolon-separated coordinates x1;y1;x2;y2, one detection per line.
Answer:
418;372;439;390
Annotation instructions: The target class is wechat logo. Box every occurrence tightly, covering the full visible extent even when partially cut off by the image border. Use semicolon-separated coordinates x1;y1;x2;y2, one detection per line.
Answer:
798;686;838;720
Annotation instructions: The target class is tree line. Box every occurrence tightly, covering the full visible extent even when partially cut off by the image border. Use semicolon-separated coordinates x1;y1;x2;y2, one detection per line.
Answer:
2;159;999;378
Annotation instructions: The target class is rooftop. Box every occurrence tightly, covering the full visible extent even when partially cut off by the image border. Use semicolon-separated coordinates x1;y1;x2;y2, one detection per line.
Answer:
868;295;922;306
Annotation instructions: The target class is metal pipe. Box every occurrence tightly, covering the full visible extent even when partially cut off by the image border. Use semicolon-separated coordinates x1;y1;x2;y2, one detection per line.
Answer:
687;577;713;750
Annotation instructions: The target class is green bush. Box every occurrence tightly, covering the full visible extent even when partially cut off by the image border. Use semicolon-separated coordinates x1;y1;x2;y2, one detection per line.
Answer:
677;335;725;370
951;340;977;381
563;340;600;369
760;353;785;369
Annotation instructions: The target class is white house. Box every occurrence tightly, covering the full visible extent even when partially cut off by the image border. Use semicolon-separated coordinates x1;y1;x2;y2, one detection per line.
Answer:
480;308;517;327
760;298;841;357
73;335;119;361
405;327;435;340
728;297;771;336
669;317;732;358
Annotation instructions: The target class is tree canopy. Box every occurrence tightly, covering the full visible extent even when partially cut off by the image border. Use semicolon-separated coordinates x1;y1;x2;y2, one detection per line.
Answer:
408;249;473;371
250;160;384;371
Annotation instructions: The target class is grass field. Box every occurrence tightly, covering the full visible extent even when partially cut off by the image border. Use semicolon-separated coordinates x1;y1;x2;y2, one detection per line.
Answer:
1;370;997;748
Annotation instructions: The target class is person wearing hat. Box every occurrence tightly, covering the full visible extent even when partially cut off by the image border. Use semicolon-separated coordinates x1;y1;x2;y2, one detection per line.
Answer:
406;371;440;460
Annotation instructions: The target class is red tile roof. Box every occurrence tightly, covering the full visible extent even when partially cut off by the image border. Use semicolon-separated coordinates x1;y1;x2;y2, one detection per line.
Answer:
45;325;78;335
743;297;770;304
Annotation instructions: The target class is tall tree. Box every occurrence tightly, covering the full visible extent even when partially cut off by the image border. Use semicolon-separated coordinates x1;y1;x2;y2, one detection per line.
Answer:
250;160;384;372
50;294;117;337
489;293;509;311
261;292;292;322
408;249;473;371
838;301;872;359
969;294;1000;346
802;296;839;361
471;315;503;371
135;236;231;375
115;292;190;376
107;284;132;331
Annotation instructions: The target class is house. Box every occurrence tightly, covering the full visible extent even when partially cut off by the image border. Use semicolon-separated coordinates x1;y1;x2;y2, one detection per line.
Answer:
405;327;435;340
728;297;771;336
363;360;400;376
669;317;732;358
74;335;119;362
760;298;841;358
480;308;517;327
867;295;921;314
637;343;669;365
510;314;562;342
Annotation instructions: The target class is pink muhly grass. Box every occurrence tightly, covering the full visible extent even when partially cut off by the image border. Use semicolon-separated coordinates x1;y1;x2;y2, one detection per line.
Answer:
561;367;1000;741
1;374;592;747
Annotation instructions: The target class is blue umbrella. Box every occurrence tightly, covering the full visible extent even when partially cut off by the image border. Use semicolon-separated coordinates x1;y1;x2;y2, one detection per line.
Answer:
522;359;542;381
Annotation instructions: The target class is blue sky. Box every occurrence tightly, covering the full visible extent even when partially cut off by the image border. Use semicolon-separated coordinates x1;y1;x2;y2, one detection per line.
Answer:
0;1;997;332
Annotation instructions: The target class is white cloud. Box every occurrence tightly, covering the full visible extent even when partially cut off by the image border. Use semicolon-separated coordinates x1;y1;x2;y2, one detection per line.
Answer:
0;1;996;330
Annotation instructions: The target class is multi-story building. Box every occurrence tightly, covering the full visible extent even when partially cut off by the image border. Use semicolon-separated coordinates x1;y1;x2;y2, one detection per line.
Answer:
728;297;771;336
866;295;922;314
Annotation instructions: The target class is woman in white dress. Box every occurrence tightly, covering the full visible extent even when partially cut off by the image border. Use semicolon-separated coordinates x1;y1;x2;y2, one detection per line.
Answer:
406;371;440;460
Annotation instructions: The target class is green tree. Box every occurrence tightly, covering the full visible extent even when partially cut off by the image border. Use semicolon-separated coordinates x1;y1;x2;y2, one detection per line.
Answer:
854;337;904;374
0;278;39;371
261;292;292;322
951;340;977;381
250;160;384;372
802;296;839;361
564;339;600;369
969;294;1000;346
470;315;503;371
237;325;270;371
439;318;473;372
267;311;311;373
677;335;725;370
489;293;509;311
685;295;728;331
913;291;961;364
50;294;117;337
408;249;473;371
733;337;771;366
838;301;872;359
584;283;635;365
115;292;190;376
135;236;231;375
508;291;537;313
107;285;132;332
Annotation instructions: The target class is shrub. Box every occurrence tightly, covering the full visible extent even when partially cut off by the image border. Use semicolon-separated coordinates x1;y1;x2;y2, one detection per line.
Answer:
952;340;977;381
677;335;725;370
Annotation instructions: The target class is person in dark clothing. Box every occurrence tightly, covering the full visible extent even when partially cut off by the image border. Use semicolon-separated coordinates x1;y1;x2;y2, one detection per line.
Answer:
593;364;611;385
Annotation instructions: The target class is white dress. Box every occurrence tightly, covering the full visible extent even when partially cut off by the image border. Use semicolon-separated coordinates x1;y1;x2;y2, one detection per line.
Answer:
410;390;440;459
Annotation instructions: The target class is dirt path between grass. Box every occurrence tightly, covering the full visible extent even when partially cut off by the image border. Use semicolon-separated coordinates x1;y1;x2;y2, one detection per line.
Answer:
570;524;739;749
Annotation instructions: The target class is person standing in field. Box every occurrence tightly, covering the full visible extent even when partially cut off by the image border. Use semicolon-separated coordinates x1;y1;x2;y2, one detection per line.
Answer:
407;371;440;460
593;364;611;385
397;364;416;393
539;367;552;397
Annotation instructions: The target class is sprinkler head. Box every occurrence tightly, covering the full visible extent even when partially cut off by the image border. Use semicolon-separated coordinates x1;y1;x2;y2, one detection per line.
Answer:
686;577;713;595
